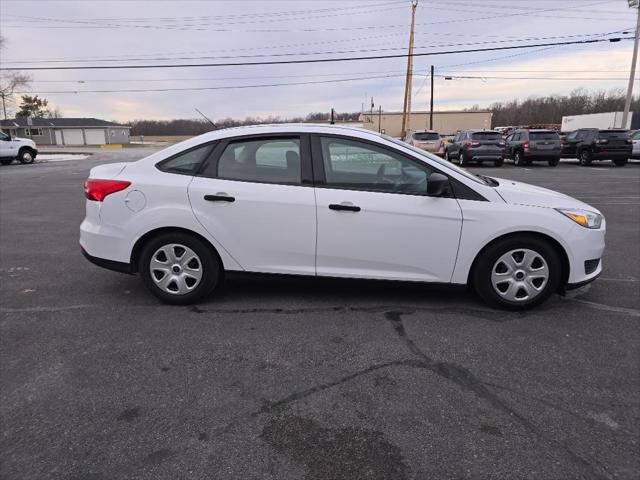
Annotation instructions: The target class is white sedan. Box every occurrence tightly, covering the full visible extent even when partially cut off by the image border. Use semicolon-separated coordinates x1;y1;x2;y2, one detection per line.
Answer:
80;124;605;309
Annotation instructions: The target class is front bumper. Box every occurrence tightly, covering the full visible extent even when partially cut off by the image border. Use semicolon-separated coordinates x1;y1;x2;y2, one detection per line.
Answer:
563;221;606;285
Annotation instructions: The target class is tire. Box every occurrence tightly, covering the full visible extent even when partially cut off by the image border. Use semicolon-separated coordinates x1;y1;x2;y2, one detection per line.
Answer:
548;157;560;167
613;158;628;167
444;150;451;162
579;149;592;166
494;158;504;167
514;151;525;167
471;234;562;310
18;148;35;164
1;158;12;166
459;151;467;167
139;232;221;305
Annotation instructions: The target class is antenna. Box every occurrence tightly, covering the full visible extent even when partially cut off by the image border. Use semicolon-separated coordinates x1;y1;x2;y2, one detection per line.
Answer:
195;108;217;128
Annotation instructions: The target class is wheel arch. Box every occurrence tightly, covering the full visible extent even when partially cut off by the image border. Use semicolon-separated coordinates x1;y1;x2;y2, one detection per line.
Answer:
18;146;36;155
130;226;224;275
467;231;570;292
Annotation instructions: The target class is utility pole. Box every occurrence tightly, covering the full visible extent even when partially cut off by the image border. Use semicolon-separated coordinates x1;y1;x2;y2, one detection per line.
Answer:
378;105;382;133
401;1;418;139
1;94;7;120
330;108;335;124
622;1;640;128
429;65;434;130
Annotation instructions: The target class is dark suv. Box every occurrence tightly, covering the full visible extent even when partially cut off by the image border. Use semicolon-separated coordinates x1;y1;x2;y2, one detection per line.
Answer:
504;129;561;167
444;130;506;167
562;129;632;166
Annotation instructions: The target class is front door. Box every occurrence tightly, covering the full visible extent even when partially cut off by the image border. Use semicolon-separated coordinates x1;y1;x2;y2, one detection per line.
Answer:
313;135;463;282
188;135;317;275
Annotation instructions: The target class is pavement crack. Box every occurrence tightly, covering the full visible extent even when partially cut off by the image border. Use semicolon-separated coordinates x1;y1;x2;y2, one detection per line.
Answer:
384;310;615;480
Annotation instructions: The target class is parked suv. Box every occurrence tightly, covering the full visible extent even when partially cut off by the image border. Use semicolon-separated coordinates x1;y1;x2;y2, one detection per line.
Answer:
0;131;38;165
444;130;506;166
630;130;640;159
404;130;444;156
562;129;631;166
505;129;561;167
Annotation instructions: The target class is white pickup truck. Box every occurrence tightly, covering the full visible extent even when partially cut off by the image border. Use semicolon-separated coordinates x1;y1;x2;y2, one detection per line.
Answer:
0;131;38;165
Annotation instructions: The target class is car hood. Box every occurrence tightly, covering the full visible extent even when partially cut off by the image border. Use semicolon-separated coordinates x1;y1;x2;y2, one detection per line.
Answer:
13;137;35;144
491;177;599;212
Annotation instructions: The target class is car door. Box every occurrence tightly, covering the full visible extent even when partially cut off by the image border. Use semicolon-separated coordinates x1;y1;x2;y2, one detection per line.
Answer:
632;131;640;157
312;135;463;282
504;134;515;157
562;130;580;156
0;131;13;157
188;134;317;275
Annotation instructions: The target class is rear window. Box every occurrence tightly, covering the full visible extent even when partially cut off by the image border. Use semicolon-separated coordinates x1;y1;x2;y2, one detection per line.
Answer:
599;130;629;139
530;132;559;140
471;132;501;141
413;132;440;141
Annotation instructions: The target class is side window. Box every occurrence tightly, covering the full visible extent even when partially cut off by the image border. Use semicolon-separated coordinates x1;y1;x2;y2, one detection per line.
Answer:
320;137;431;194
513;133;520;141
566;131;577;140
157;144;211;175
633;131;640;140
505;134;513;142
215;137;301;184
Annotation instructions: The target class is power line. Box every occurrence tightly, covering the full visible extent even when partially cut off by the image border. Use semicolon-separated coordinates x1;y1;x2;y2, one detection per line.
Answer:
4;32;625;65
1;37;631;72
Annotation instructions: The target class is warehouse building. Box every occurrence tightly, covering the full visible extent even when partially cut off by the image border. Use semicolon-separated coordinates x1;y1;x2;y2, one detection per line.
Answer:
359;110;493;137
0;118;131;145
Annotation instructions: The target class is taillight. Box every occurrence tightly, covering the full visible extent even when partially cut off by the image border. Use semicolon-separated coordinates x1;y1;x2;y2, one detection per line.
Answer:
522;141;530;150
498;141;506;147
593;138;609;144
465;140;480;147
84;179;131;202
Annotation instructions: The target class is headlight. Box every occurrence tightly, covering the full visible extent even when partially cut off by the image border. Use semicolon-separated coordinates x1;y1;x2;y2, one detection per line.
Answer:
555;208;602;229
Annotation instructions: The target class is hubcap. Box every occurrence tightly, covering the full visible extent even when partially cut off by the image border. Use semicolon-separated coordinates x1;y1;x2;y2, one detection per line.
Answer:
491;248;549;302
149;243;202;295
23;153;33;161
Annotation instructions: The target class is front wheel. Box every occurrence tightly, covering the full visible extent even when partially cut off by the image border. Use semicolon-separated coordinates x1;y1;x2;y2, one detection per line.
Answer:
548;157;560;167
444;150;451;162
613;158;628;167
18;149;35;164
472;235;562;310
139;232;221;305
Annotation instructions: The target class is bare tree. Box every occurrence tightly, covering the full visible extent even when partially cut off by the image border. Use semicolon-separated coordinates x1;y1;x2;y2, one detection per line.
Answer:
0;36;32;120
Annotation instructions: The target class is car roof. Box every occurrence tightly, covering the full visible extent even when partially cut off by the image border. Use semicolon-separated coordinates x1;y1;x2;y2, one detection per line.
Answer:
412;130;439;134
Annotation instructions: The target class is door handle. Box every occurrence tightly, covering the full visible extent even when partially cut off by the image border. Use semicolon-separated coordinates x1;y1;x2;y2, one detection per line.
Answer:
329;203;361;212
204;194;235;202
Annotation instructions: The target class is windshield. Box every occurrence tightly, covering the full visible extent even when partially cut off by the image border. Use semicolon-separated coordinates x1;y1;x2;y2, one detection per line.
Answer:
413;132;440;141
599;130;629;139
383;135;489;186
471;132;501;141
530;132;559;140
0;132;8;141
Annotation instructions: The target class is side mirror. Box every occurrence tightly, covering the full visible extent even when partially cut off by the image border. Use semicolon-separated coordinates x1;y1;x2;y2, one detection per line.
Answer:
427;172;449;196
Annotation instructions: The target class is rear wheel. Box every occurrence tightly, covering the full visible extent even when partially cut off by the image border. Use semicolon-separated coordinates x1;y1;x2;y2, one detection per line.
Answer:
459;151;467;167
514;151;526;167
548;157;560;167
472;235;562;310
444;150;451;162
18;149;35;164
579;149;593;166
613;158;628;167
139;232;221;305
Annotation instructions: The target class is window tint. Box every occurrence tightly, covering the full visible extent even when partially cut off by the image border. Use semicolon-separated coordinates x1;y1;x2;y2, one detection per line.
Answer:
599;130;629;139
633;131;640;140
512;133;520;141
565;131;577;140
157;144;211;174
471;132;501;141
320;137;431;194
530;132;559;140
413;132;440;141
216;137;301;184
505;134;513;141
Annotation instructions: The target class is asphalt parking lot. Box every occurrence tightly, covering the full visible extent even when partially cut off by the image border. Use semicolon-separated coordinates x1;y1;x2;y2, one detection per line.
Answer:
1;151;638;480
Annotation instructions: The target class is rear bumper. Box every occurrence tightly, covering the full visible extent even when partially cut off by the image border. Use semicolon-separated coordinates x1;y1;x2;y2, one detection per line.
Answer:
81;246;133;274
524;151;560;159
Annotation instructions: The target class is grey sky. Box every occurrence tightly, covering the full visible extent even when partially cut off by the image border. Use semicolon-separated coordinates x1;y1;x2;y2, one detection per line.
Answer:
0;0;636;121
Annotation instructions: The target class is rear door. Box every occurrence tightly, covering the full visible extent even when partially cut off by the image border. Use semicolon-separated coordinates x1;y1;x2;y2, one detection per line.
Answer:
529;131;561;155
188;134;317;275
470;131;505;155
562;130;580;156
597;130;631;155
312;135;463;282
